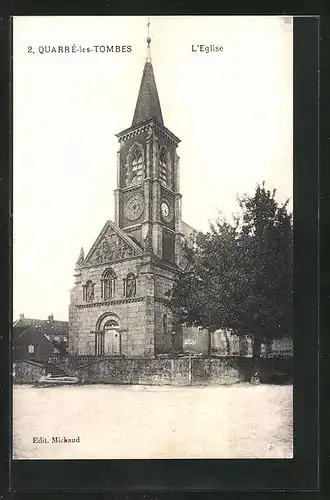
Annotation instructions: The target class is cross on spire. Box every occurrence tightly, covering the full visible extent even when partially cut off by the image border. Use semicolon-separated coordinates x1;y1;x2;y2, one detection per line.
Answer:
147;18;150;39
146;17;152;62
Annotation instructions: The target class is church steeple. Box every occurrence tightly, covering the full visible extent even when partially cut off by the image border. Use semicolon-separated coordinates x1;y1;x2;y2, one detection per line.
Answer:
132;21;164;127
114;21;182;264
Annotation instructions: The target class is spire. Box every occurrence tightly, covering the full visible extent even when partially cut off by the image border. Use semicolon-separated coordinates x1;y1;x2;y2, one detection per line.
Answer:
76;247;84;267
132;19;164;126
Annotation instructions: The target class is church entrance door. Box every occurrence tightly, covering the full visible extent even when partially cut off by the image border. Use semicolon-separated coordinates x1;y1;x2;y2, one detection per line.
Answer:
104;329;121;355
103;319;121;355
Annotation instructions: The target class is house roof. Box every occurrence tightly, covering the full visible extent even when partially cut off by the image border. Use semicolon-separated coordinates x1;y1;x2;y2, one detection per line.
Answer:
181;221;198;249
12;326;56;348
181;221;196;239
13;317;68;337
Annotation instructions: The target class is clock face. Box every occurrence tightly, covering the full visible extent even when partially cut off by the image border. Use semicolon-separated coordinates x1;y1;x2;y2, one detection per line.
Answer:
161;202;169;217
161;200;173;222
124;193;144;221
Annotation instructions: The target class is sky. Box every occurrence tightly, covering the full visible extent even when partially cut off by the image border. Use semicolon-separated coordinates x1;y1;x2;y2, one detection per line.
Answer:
13;16;293;321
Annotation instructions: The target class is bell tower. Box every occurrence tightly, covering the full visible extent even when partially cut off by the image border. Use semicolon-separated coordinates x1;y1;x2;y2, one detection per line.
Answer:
113;28;182;265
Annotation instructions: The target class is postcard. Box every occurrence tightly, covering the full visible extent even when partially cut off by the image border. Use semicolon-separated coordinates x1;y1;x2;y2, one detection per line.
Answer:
12;15;293;460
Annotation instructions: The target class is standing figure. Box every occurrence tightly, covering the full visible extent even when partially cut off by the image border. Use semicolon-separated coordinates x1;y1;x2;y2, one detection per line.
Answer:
126;273;136;298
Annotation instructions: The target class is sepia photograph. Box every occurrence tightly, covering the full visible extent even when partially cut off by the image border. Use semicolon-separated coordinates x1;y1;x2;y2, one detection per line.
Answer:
12;15;293;460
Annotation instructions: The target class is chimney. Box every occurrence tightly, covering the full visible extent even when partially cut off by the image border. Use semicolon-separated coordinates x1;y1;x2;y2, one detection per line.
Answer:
19;313;24;319
48;314;54;322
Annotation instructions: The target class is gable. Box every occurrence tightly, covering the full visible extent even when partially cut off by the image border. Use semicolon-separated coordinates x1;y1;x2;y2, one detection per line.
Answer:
83;220;143;267
13;327;54;349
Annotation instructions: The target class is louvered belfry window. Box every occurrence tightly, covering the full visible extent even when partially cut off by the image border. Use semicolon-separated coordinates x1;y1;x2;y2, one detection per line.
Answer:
159;147;168;185
131;147;144;184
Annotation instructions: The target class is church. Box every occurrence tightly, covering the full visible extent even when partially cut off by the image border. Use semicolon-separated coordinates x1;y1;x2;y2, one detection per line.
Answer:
68;34;198;357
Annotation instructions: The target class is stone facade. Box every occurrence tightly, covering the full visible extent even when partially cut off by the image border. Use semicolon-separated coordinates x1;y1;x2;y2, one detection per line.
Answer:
69;54;190;358
69;249;183;357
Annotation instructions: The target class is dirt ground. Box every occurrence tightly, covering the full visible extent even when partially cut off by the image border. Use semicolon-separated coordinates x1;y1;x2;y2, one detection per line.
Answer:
13;383;293;459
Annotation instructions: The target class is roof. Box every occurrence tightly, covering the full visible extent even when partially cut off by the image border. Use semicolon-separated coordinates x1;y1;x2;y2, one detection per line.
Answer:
132;61;164;126
12;326;56;347
181;221;196;239
180;221;198;251
13;317;68;337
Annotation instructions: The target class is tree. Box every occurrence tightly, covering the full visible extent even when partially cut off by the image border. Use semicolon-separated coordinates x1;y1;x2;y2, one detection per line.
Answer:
168;183;293;359
236;183;293;356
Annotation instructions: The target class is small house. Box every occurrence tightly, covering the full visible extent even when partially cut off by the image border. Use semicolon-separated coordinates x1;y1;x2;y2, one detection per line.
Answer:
13;314;69;361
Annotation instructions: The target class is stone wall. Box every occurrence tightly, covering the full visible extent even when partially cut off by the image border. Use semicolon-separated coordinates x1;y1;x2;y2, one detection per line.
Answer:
271;336;293;355
13;361;44;384
191;357;251;385
44;356;191;385
154;300;174;354
13;355;293;386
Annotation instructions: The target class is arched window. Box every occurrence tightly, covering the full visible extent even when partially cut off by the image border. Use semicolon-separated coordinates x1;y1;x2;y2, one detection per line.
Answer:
124;272;136;298
126;145;144;186
101;268;116;300
159;147;168;185
163;314;168;335
83;280;94;302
